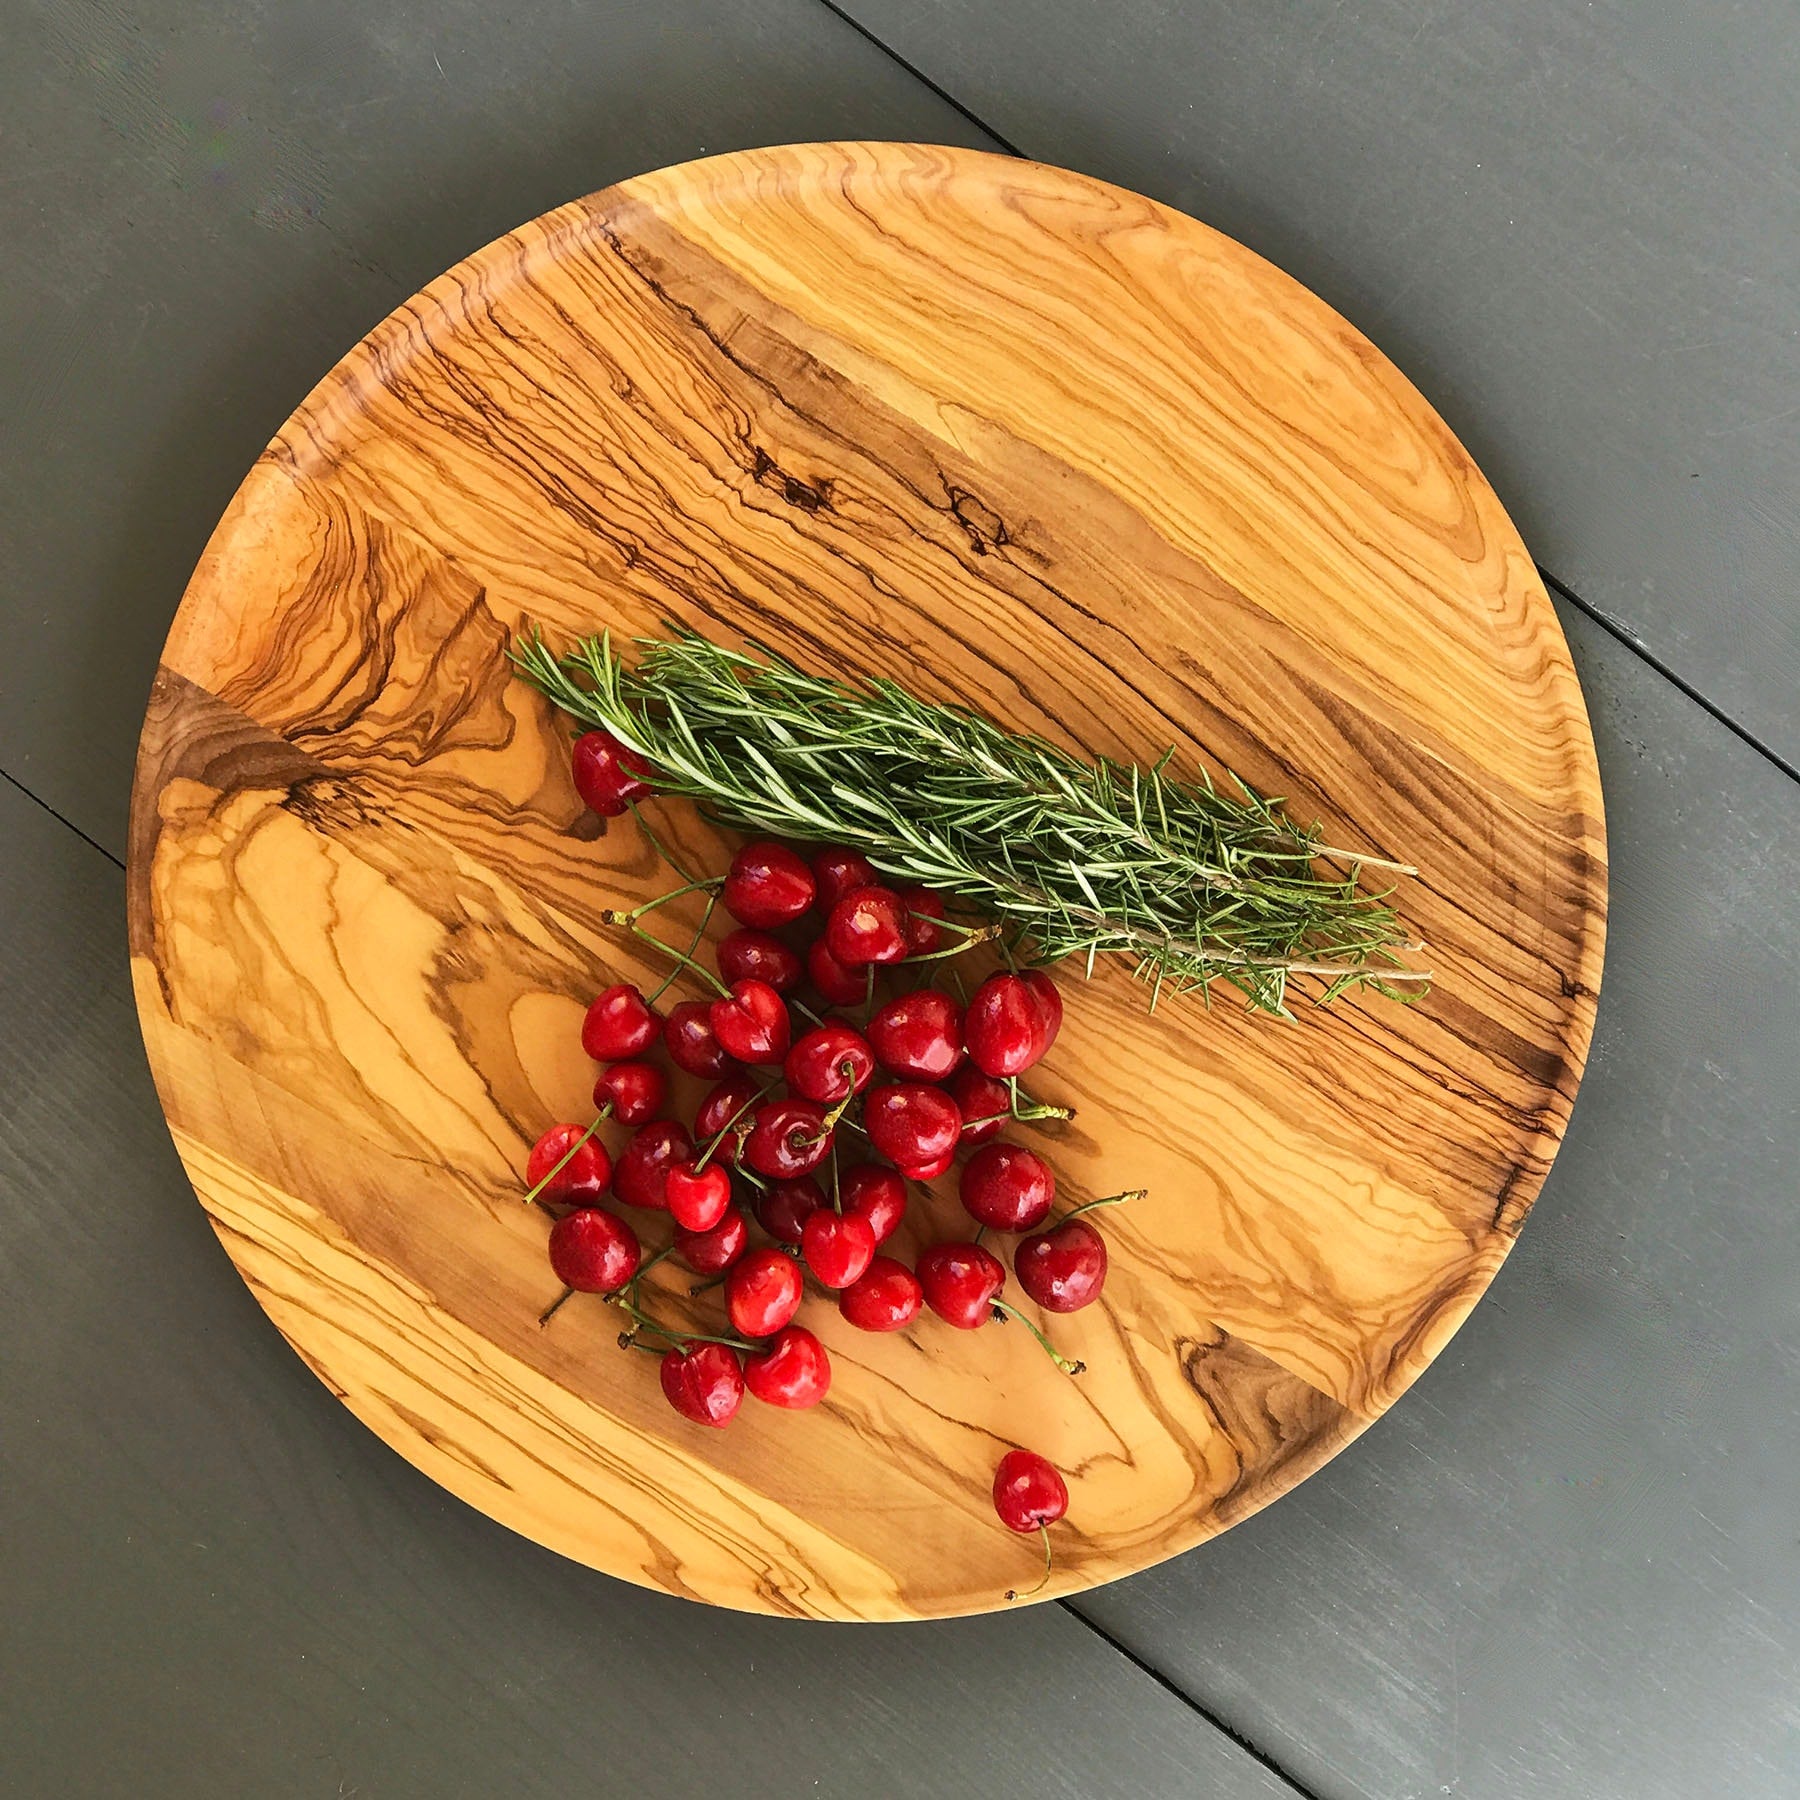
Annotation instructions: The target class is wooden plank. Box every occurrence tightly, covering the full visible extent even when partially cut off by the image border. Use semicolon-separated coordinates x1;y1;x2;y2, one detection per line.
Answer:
1069;599;1800;1798
0;773;1293;1799
832;0;1800;764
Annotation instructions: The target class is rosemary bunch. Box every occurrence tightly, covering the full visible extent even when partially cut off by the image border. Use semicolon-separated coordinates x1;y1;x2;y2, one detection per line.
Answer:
513;627;1427;1015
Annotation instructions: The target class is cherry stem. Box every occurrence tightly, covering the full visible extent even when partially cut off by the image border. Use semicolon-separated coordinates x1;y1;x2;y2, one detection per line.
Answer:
972;1225;987;1247
612;1291;759;1354
521;1113;607;1207
948;967;970;1004
1060;1188;1145;1224
897;924;1003;965
828;1139;842;1214
911;912;994;938
1007;1077;1075;1123
735;1163;769;1191
991;1301;1085;1375
604;873;724;924
628;802;698;885
689;1271;728;1296
1005;1525;1054;1602
647;889;718;1007
615;920;731;998
694;1090;760;1173
819;1065;862;1132
538;1285;576;1327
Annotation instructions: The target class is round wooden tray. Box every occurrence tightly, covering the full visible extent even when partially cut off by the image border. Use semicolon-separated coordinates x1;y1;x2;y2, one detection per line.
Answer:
129;143;1605;1619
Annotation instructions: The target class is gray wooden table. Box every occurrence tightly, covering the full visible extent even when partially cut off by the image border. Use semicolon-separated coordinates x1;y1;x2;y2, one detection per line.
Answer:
3;3;1795;1795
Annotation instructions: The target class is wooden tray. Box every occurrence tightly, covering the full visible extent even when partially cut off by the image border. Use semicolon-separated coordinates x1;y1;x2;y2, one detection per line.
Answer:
129;143;1606;1619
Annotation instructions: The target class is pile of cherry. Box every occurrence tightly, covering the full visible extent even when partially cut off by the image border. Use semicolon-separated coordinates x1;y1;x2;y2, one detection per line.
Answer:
522;730;1140;1586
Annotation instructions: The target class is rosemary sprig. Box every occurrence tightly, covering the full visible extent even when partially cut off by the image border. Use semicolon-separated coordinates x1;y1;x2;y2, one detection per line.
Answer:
513;627;1427;1016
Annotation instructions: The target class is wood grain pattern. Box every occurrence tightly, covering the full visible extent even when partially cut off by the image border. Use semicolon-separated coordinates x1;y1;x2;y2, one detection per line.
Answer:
127;142;1605;1618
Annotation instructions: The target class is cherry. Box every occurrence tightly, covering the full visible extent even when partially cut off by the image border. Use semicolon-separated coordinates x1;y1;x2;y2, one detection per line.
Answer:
801;1209;878;1289
594;1059;665;1127
726;1247;804;1338
838;1256;924;1332
865;1083;961;1171
666;1158;733;1232
784;1022;875;1103
896;885;947;955
868;989;965;1080
825;885;910;966
1020;969;1063;1057
993;1448;1069;1532
710;978;791;1064
547;1207;641;1292
1015;1216;1108;1312
717;927;803;994
744;1096;833;1178
811;846;878;910
757;1177;824;1244
675;1207;750;1274
917;1241;1006;1328
526;1123;613;1204
960;1142;1055;1232
743;1326;831;1409
581;983;659;1060
946;1066;1011;1144
841;1164;908;1244
611;1119;693;1210
807;935;869;1005
901;1148;956;1182
660;1342;744;1427
722;840;815;929
963;973;1046;1078
571;730;654;817
664;999;732;1077
694;1072;760;1164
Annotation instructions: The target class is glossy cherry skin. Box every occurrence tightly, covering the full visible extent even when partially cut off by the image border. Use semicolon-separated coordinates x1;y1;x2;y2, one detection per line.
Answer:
825;885;911;966
811;846;878;910
960;1142;1055;1232
807;934;869;1005
743;1326;831;1409
865;1083;962;1170
665;1158;733;1232
675;1207;750;1274
963;973;1045;1078
725;1247;804;1338
841;1164;908;1244
784;1022;875;1103
722;840;815;929
709;979;791;1065
993;1448;1069;1531
901;1148;957;1182
1015;1216;1107;1312
801;1209;878;1289
918;1240;1006;1328
838;1256;924;1332
611;1119;693;1210
896;885;947;955
664;999;732;1077
526;1123;612;1204
1020;969;1063;1057
660;1342;744;1428
757;1177;824;1244
868;989;965;1080
717;927;803;994
581;983;659;1060
694;1072;760;1165
744;1097;833;1178
594;1060;665;1127
571;730;654;817
547;1207;640;1291
946;1066;1010;1145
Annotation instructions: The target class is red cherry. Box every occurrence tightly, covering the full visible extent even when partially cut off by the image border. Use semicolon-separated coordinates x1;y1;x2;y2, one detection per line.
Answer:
801;1209;878;1289
963;973;1045;1078
841;1164;907;1244
807;935;869;1005
743;1326;831;1409
666;1158;733;1232
664;999;731;1077
946;1066;1010;1144
896;886;947;955
660;1342;744;1427
581;983;659;1060
611;1119;693;1210
726;1247;804;1338
675;1207;750;1274
838;1256;924;1332
722;841;815;929
594;1059;665;1127
902;1148;957;1181
571;730;654;817
811;846;878;910
993;1448;1069;1531
717;927;803;994
825;885;910;966
744;1096;833;1178
694;1072;760;1164
784;1022;875;1103
526;1123;613;1204
547;1207;641;1291
868;989;965;1080
960;1142;1055;1231
710;978;791;1065
1020;969;1063;1057
757;1177;824;1244
865;1083;962;1170
1016;1217;1108;1312
918;1240;1006;1328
